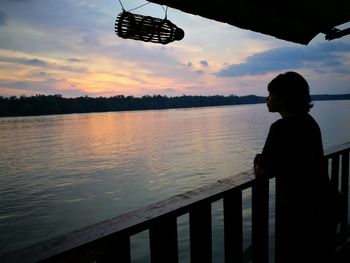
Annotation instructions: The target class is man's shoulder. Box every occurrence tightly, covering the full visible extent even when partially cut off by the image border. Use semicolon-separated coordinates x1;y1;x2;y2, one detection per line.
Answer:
270;118;285;129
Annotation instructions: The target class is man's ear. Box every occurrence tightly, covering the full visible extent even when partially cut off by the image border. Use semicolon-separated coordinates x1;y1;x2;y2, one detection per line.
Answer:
279;96;287;108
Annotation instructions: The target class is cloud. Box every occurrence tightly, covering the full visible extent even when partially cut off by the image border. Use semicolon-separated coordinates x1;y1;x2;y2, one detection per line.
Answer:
184;85;205;91
199;60;209;67
0;10;7;26
0;56;47;66
0;79;85;97
181;62;193;67
0;0;109;51
23;58;48;66
163;88;176;93
66;58;82;63
0;55;87;73
182;60;208;70
216;42;350;77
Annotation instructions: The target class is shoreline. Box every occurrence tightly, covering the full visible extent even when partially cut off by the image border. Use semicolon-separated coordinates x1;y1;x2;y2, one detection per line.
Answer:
1;94;349;118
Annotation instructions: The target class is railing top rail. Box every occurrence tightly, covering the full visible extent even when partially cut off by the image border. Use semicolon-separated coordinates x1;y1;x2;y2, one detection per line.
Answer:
1;142;350;263
324;142;350;158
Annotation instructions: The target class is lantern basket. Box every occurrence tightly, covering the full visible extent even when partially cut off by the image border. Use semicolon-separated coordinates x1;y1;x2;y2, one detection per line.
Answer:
115;11;184;45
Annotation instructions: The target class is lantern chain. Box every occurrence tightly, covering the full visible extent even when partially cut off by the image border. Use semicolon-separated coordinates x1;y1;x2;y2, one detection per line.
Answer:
118;0;150;12
118;0;168;18
118;0;125;11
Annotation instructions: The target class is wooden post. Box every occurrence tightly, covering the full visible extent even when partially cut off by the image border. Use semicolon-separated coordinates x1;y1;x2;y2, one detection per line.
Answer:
96;234;131;263
223;190;243;263
252;178;269;263
340;151;349;243
331;155;340;189
189;203;212;263
149;217;178;263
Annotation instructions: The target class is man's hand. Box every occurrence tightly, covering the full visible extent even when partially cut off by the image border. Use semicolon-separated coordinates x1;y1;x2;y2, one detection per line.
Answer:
254;154;264;177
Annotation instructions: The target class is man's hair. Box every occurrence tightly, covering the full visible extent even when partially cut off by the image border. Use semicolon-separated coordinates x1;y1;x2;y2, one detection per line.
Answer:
268;71;313;113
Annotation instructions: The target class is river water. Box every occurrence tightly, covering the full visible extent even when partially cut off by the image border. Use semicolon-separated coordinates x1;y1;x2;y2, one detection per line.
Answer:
1;100;349;260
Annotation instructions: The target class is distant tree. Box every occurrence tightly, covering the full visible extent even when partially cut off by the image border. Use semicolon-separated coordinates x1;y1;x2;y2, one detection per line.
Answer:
0;93;349;117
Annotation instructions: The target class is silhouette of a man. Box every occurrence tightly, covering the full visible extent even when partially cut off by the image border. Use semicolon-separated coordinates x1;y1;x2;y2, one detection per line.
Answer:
254;72;338;263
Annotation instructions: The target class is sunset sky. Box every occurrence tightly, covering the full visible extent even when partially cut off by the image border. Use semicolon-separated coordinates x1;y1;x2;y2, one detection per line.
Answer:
1;0;350;97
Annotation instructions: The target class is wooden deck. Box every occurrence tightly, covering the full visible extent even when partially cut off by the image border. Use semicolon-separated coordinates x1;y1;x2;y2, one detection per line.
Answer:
1;142;350;263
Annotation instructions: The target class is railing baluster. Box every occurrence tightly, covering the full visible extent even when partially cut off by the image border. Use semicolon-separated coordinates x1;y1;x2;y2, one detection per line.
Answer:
331;155;340;189
252;178;269;263
223;190;243;263
95;234;131;263
149;217;178;263
340;151;349;243
189;203;212;263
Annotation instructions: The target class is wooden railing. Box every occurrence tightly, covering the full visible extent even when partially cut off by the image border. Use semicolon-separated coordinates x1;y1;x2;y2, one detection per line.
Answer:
1;142;350;263
325;143;350;247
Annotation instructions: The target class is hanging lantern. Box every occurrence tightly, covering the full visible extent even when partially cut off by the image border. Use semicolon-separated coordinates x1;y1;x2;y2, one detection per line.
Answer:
115;11;185;45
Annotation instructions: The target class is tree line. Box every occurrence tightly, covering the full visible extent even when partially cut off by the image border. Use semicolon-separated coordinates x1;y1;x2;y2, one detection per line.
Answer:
0;93;349;117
